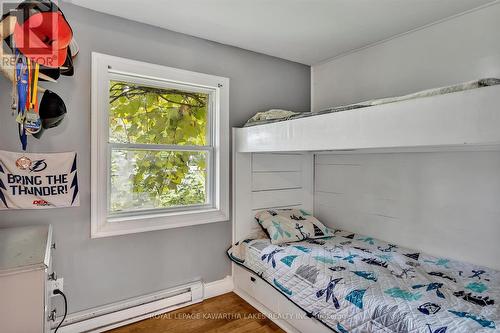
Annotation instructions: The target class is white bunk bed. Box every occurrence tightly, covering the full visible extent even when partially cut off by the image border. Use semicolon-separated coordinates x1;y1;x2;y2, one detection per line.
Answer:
231;83;500;333
235;83;500;153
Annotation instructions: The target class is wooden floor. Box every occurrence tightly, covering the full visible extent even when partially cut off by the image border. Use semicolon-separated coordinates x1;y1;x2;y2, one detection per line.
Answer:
107;292;285;333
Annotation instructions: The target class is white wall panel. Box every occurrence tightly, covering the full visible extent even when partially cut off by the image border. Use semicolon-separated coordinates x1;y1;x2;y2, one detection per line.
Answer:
252;172;302;191
312;3;500;111
315;164;361;194
233;150;313;242
251;153;311;212
252;189;304;210
314;151;500;270
252;154;303;172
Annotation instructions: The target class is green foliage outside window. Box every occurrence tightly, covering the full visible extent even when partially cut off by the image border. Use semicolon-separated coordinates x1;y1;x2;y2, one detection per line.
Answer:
108;81;209;213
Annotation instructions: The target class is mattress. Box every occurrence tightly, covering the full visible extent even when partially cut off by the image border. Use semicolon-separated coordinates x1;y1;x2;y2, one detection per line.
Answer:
243;78;500;127
228;229;500;332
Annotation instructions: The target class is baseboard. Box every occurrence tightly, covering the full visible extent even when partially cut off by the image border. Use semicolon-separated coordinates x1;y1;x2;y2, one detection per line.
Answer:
53;276;233;333
204;275;233;299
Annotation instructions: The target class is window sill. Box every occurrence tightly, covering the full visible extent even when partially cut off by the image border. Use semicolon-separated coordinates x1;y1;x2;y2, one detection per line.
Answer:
91;208;229;238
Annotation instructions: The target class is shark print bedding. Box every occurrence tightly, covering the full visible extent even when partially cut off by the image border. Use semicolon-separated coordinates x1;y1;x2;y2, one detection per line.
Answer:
228;229;500;332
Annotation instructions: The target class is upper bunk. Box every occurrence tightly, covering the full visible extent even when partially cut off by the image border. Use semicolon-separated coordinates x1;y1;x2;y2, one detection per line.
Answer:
234;79;500;153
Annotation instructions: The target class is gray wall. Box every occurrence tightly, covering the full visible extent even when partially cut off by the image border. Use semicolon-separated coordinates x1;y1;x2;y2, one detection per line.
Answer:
0;3;310;313
314;152;500;270
312;3;500;111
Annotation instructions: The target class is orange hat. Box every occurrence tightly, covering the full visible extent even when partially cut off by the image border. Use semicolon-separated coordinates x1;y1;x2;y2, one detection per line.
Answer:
14;11;73;68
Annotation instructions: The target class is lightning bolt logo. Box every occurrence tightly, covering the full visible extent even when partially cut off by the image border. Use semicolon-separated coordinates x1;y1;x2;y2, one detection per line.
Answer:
70;155;79;205
0;163;8;208
30;159;47;172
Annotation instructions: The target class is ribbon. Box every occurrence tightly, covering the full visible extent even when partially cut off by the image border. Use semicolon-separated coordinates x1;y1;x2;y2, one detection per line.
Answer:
24;59;41;135
15;51;28;150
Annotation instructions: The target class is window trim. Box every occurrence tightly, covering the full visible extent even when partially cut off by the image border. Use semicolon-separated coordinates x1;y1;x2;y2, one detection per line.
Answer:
91;52;229;238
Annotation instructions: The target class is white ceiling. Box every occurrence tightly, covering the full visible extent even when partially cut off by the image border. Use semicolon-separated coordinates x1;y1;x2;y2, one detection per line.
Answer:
66;0;495;65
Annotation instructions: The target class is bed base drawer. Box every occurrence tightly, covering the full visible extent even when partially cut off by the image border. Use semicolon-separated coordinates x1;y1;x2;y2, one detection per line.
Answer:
233;265;279;313
233;265;332;333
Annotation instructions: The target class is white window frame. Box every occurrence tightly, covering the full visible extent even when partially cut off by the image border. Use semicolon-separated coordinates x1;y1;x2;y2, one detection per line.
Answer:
91;53;229;238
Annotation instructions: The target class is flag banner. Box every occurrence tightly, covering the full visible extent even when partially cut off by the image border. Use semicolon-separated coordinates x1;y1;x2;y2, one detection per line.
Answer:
0;150;79;209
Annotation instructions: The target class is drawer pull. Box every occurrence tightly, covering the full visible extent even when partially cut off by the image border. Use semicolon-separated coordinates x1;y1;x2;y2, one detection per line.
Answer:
250;276;256;283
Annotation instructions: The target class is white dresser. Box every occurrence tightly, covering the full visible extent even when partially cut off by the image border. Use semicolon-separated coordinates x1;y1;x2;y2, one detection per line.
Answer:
0;225;54;333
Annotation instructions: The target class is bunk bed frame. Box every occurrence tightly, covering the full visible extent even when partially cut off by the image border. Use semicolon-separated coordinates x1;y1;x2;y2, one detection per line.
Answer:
235;84;500;153
231;84;500;333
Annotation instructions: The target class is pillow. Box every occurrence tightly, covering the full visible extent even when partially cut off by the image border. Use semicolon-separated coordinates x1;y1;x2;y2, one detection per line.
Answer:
230;228;270;263
255;209;330;244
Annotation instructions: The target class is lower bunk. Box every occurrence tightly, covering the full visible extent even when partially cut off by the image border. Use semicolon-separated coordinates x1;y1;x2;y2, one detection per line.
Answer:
229;229;499;333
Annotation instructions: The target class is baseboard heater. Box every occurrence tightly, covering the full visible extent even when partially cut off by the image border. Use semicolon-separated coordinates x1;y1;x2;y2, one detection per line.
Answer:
53;280;203;333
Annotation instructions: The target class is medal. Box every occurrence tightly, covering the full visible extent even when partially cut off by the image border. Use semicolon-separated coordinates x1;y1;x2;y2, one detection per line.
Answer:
24;111;41;133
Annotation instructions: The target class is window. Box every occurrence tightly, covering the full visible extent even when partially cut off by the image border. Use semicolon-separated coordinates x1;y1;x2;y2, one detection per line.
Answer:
91;53;229;238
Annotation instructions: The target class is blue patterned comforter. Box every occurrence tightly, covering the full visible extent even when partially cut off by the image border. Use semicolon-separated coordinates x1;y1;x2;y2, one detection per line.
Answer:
228;229;499;332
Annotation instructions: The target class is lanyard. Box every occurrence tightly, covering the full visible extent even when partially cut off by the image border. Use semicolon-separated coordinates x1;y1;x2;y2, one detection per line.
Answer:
15;52;29;150
15;53;28;113
28;61;40;111
24;61;42;136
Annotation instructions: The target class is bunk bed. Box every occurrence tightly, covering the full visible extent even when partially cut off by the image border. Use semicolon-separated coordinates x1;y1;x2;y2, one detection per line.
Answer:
235;79;500;153
231;80;500;333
